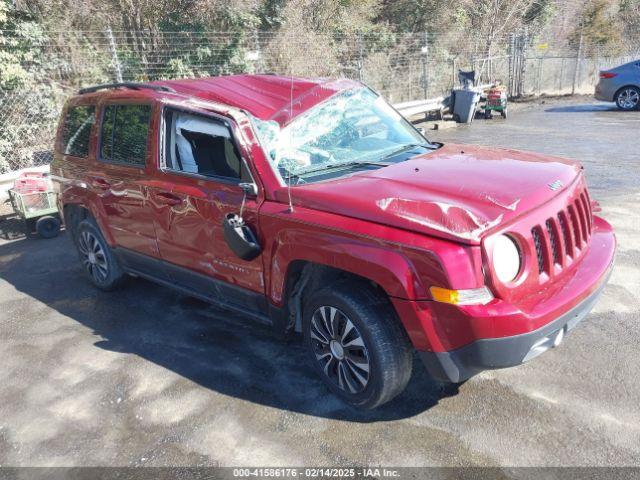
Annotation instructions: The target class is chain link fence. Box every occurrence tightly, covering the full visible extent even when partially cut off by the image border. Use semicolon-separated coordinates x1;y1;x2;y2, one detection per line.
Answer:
1;29;639;174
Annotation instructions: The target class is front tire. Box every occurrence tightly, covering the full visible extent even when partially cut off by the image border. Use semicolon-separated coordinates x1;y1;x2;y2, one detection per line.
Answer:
615;86;640;111
74;218;124;291
303;281;413;409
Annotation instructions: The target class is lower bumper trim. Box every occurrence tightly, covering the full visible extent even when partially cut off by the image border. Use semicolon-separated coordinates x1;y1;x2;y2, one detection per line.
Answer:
418;267;611;383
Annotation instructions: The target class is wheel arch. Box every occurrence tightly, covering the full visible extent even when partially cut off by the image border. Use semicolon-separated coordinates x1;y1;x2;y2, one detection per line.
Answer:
62;202;115;245
268;238;427;306
272;258;410;337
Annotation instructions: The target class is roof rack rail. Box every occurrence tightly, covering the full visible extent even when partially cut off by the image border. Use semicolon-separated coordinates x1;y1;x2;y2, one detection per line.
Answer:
78;82;176;95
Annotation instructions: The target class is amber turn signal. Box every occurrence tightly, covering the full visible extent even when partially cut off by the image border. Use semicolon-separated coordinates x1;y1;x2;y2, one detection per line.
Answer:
429;286;494;305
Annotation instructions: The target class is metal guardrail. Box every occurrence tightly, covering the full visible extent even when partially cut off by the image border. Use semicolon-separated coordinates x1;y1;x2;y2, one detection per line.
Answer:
393;84;494;119
394;96;448;118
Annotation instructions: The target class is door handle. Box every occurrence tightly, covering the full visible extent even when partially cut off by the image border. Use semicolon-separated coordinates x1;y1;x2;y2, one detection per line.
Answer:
90;177;111;190
154;191;183;206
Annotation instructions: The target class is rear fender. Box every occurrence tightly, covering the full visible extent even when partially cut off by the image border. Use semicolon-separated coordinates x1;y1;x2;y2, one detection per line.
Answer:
56;180;115;246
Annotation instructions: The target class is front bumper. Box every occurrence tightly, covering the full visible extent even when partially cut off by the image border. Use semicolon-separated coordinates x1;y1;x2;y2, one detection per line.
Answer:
418;267;611;382
391;216;615;383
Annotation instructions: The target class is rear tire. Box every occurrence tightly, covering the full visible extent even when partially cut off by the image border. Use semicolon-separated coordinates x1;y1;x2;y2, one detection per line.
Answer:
74;218;124;291
303;280;413;409
35;215;61;239
615;86;640;111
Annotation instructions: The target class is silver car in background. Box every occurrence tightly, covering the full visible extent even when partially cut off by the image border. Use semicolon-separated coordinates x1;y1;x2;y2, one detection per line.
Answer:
595;59;640;110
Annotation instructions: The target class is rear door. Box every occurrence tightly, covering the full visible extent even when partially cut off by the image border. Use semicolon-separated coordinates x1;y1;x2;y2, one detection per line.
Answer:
90;100;165;275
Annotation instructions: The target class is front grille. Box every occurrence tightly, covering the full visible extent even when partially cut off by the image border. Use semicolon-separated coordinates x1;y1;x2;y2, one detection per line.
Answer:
531;187;593;276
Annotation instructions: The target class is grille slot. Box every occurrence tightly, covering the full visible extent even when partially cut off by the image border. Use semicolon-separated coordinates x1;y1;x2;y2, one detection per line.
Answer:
531;226;545;274
568;204;582;248
582;191;593;232
579;193;592;234
558;211;573;258
574;198;588;241
546;219;561;265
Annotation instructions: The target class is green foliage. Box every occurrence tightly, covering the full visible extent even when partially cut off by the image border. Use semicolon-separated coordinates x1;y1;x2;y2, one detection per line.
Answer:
524;0;556;30
0;0;65;172
618;0;640;32
260;0;287;29
571;0;622;49
0;0;45;90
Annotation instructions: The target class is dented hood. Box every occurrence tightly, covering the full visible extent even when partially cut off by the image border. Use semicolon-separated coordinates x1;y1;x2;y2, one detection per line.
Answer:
283;144;582;244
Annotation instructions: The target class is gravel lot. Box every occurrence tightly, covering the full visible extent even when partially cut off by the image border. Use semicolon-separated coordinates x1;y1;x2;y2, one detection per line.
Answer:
0;98;638;467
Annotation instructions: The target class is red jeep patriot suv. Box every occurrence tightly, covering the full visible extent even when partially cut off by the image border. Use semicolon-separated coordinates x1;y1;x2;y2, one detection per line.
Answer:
51;75;615;409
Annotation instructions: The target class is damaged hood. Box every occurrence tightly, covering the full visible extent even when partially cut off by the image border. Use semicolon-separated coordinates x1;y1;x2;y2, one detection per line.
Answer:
282;143;582;244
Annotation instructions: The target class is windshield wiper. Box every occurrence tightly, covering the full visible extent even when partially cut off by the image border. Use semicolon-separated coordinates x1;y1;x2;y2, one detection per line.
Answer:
287;143;436;177
382;142;436;160
296;160;392;176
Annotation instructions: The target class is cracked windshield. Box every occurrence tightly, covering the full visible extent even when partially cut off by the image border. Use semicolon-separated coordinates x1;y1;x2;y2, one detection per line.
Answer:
253;87;434;184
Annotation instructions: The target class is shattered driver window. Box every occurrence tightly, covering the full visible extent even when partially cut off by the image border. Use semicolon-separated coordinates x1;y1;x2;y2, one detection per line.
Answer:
164;110;249;181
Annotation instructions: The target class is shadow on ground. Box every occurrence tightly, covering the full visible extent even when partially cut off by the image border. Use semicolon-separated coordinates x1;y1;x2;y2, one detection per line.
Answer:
0;215;26;240
544;103;620;113
0;234;458;422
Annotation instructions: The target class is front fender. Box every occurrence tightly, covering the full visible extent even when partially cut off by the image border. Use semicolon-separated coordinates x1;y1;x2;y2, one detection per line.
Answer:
267;228;426;304
259;202;483;306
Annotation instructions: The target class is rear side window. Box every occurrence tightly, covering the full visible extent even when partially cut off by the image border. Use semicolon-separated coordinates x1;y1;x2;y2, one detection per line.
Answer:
60;105;95;157
100;104;151;166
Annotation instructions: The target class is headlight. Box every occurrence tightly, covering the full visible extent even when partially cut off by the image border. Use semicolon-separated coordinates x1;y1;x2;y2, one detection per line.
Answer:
493;235;521;283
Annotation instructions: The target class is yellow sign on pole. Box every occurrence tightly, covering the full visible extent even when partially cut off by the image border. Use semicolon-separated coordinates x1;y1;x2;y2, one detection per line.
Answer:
537;43;549;50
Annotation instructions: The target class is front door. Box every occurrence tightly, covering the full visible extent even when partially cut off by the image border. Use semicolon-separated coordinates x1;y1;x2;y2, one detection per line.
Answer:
152;107;266;314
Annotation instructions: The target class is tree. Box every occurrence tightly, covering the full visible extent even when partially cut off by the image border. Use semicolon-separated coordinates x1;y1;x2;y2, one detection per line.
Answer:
570;0;622;54
0;0;63;173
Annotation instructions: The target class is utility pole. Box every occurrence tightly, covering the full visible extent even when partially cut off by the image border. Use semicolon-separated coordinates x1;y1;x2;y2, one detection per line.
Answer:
572;29;584;95
451;57;457;89
507;33;515;97
537;57;543;95
421;31;429;99
106;26;123;83
357;33;364;82
518;28;529;97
